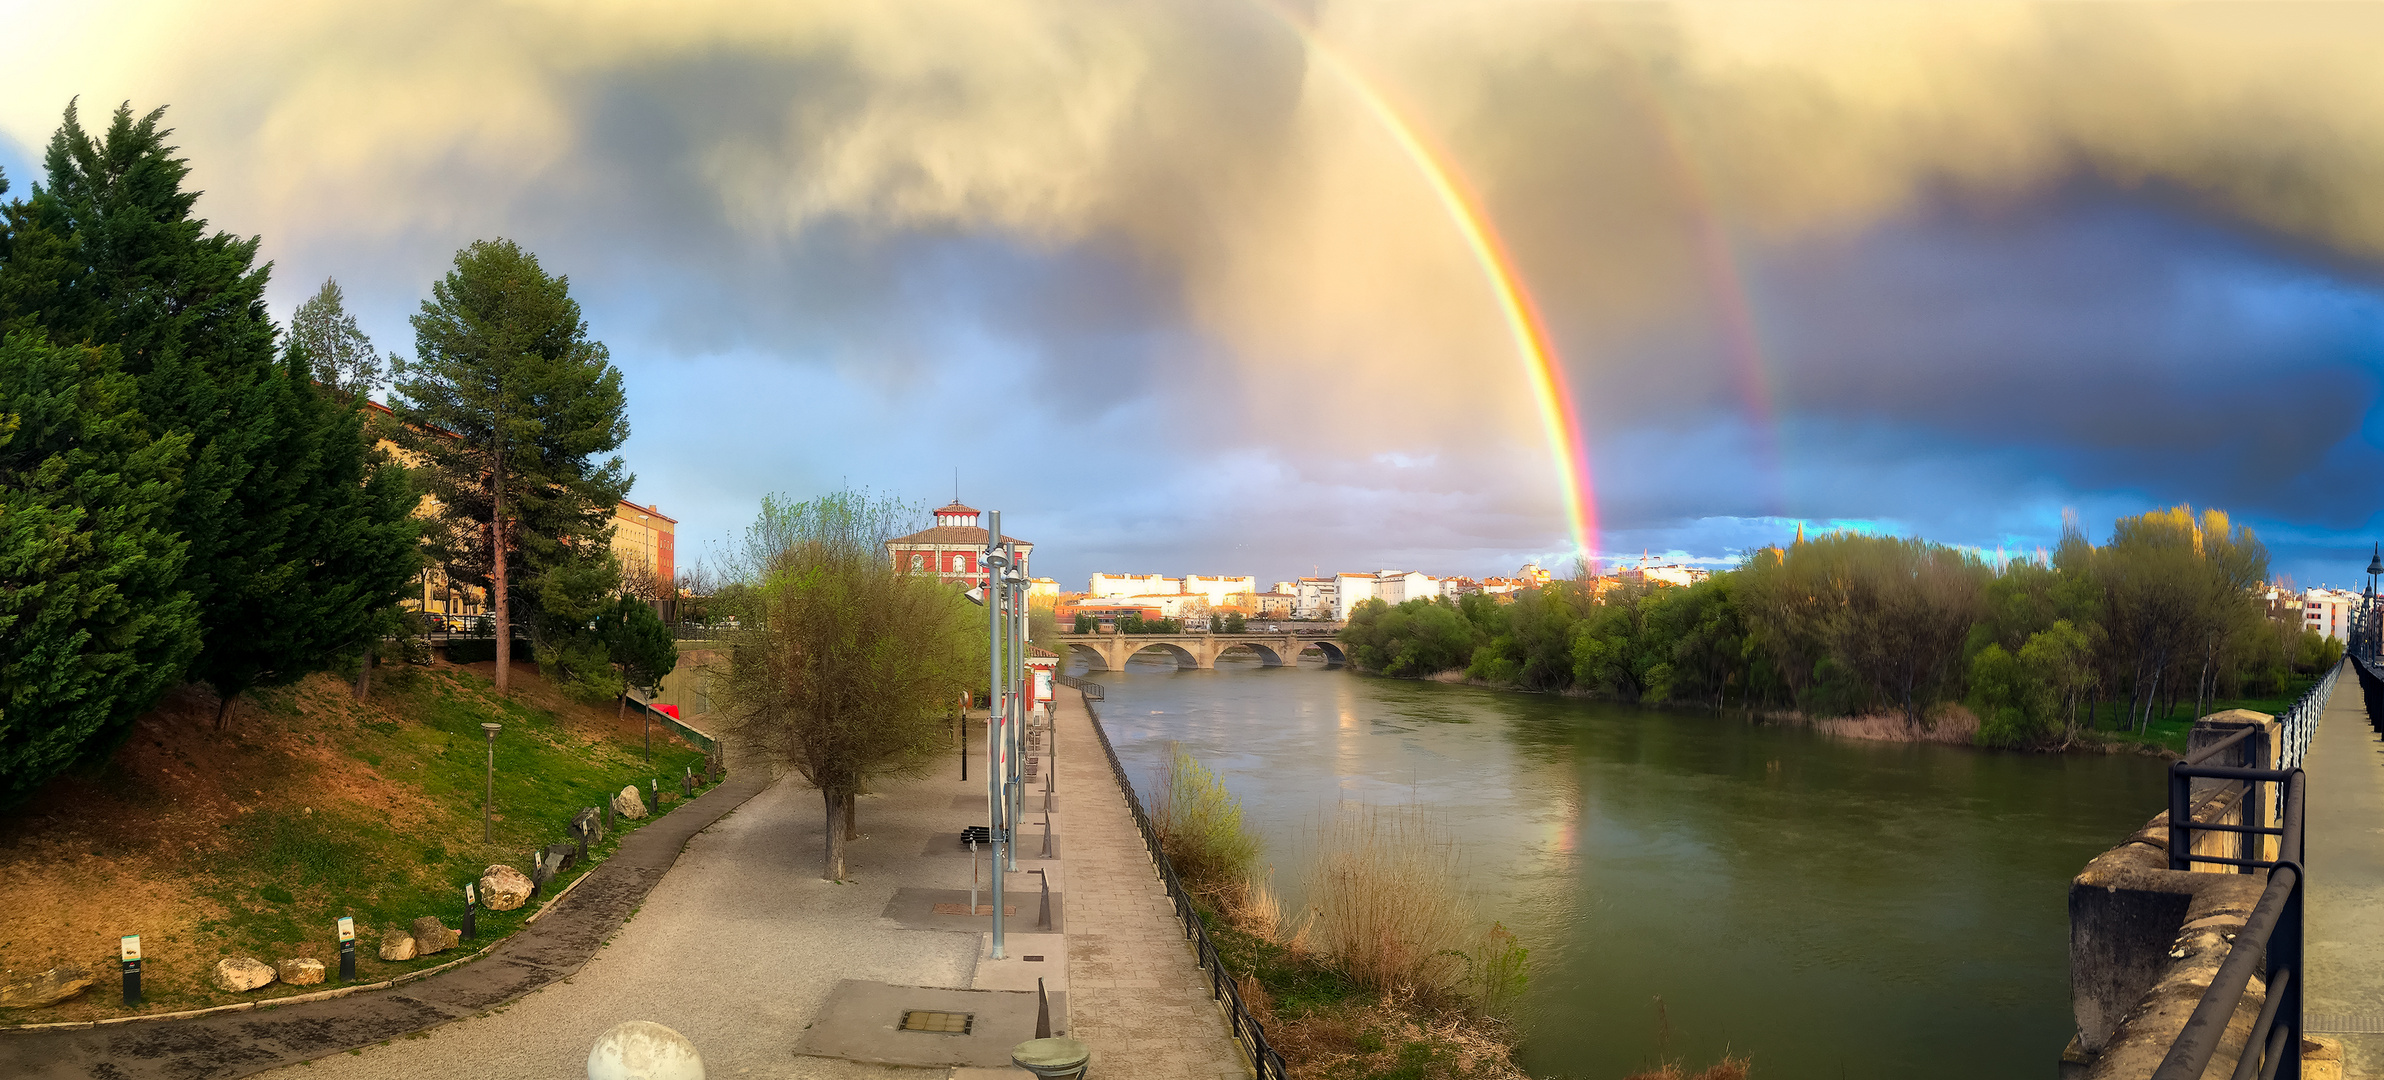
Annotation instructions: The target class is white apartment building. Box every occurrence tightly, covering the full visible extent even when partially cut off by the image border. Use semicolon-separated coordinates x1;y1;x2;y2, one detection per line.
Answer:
1333;572;1378;620
1294;578;1338;619
1376;569;1438;605
1090;573;1179;599
2303;587;2360;642
1184;575;1258;606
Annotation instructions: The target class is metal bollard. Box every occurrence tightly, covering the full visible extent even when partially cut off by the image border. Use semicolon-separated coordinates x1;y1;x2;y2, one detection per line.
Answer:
1036;870;1052;931
1035;976;1052;1039
969;839;980;916
1041;813;1053;859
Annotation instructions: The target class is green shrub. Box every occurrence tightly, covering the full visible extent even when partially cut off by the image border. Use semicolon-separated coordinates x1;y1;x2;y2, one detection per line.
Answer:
1151;745;1260;897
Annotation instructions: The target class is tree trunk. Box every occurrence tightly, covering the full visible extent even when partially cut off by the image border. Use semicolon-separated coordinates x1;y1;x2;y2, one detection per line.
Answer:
823;786;847;880
213;690;239;732
354;646;374;701
492;450;510;695
844;789;859;841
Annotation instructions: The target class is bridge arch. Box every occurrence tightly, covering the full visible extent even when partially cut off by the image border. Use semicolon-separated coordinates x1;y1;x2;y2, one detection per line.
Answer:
1216;641;1289;666
1125;641;1202;669
1063;641;1114;671
1302;639;1348;665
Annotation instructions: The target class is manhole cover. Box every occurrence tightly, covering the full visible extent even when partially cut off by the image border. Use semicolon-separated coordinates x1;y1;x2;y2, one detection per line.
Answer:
901;1010;974;1034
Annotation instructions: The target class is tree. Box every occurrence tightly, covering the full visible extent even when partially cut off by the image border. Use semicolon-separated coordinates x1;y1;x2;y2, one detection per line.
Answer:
288;277;388;400
599;595;679;717
0;333;198;804
709;490;982;879
0;101;416;728
393;239;630;694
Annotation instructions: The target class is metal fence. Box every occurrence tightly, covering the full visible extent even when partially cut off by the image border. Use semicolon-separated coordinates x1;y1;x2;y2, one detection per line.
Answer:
2274;661;2340;769
1074;681;1284;1079
2154;721;2308;1078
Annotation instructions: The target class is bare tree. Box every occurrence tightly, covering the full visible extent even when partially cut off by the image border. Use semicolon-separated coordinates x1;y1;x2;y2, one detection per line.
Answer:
707;490;982;879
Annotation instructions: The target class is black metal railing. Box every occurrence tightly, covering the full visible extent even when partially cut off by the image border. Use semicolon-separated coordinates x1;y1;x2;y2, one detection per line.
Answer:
2274;661;2340;769
2154;730;2307;1080
1054;672;1103;700
1075;681;1284;1079
2353;653;2384;736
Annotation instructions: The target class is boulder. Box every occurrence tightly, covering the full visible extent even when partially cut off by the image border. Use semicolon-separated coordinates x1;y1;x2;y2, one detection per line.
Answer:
410;916;459;955
377;927;417;962
612;785;647;820
479;865;533;911
0;964;94;1008
212;956;277;992
571;807;604;854
276;958;325;986
542;841;579;876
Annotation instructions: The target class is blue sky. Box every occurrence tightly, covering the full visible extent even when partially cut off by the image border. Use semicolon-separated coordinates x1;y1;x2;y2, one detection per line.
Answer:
6;2;2383;591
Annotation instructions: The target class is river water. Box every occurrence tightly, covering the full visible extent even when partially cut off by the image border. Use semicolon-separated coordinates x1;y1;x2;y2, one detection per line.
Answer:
1071;654;2169;1079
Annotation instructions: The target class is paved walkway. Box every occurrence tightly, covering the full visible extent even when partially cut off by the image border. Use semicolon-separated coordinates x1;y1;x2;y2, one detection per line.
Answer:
2308;662;2384;1078
0;766;774;1080
1037;691;1247;1080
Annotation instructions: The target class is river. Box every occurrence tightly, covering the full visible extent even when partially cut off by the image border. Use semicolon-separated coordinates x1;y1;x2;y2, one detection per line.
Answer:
1070;654;2169;1079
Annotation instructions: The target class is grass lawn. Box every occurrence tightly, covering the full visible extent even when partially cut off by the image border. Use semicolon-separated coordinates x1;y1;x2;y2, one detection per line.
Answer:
2078;673;2325;755
0;660;715;1021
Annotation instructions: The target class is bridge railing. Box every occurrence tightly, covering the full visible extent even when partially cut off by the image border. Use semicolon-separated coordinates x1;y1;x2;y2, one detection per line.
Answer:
2154;746;2306;1080
1072;678;1287;1080
2273;661;2340;770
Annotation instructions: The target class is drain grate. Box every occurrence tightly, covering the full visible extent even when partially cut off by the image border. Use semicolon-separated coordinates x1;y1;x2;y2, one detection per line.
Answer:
901;1010;974;1035
2308;1015;2384;1033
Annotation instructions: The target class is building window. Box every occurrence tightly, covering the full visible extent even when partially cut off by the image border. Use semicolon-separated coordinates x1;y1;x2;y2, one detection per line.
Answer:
911;554;923;572
951;555;964;573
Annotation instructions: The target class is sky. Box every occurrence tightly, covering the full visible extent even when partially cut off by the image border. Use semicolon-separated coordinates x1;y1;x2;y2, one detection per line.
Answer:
6;1;2384;591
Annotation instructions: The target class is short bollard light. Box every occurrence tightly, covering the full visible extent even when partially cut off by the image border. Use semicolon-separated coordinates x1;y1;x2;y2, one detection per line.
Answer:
481;722;502;843
462;882;478;940
337;917;356;982
120;934;141;1007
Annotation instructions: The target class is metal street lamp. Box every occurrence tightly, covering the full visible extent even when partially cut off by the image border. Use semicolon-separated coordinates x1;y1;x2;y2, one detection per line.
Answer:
482;722;502;843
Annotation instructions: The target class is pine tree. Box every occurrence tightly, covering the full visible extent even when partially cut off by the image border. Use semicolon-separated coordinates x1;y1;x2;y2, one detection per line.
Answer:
0;332;199;803
394;239;630;694
288;277;388;400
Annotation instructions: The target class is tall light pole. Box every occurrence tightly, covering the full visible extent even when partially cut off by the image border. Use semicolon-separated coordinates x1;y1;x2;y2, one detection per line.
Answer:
983;513;1011;960
481;722;502;843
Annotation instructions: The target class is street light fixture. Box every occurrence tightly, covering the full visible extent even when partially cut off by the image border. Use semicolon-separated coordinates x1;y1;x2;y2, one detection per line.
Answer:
481;722;502;843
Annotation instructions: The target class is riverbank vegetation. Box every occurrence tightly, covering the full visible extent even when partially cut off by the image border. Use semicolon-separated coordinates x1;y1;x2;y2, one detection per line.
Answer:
1340;506;2339;752
1151;747;1532;1078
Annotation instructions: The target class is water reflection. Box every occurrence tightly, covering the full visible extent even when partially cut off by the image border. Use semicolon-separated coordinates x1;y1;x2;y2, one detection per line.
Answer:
1077;655;2166;1079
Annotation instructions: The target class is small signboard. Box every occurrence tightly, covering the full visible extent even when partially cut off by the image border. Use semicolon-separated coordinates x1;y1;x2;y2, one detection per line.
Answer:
120;935;140;962
465;882;477;905
337;917;355;943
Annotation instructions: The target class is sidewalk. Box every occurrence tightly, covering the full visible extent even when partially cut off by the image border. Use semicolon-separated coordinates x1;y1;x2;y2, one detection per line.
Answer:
2306;665;2384;1078
1036;690;1248;1080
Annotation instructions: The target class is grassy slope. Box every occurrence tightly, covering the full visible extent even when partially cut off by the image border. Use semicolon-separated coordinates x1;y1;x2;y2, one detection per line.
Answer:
0;660;712;1021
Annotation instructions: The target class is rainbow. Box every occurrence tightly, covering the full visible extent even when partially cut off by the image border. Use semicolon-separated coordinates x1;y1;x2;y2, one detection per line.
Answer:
1261;10;1601;570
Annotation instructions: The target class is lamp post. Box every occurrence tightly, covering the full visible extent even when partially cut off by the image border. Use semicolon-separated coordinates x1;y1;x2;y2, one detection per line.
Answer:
2365;545;2382;661
983;513;1011;960
482;722;502;843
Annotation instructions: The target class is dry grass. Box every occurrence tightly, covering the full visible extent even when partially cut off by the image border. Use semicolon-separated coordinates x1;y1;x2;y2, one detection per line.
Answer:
1806;705;1979;745
1150;744;1261;898
1300;804;1476;1001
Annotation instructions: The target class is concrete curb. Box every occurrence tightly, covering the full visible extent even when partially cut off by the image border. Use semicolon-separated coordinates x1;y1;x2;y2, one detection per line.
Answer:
0;768;774;1080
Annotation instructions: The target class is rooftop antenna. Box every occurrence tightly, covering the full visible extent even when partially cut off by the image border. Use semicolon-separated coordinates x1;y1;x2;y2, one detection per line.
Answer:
955;467;960;504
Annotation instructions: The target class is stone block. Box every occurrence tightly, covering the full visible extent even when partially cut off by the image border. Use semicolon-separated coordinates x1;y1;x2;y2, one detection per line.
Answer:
612;785;647;820
212;956;276;992
410;916;459;955
479;864;533;911
378;927;417;961
276;958;325;986
0;964;94;1008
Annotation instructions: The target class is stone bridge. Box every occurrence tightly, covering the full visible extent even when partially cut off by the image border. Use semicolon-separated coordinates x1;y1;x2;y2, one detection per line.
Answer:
1055;632;1347;671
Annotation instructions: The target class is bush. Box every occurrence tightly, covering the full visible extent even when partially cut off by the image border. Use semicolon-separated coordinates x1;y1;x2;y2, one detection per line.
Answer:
1302;804;1477;1002
1151;745;1260;897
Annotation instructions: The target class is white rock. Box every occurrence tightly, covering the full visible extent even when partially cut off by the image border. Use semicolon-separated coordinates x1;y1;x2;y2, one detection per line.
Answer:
276;958;325;986
479;864;534;911
377;927;417;961
588;1020;704;1080
612;785;648;820
212;956;276;992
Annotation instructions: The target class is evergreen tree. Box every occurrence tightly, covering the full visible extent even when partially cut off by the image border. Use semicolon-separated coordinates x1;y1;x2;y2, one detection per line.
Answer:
0;332;199;803
392;239;630;694
288;277;389;400
598;595;679;717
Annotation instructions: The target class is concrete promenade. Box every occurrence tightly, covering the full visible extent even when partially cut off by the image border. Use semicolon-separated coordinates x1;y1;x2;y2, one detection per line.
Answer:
181;690;1248;1079
2307;664;2384;1078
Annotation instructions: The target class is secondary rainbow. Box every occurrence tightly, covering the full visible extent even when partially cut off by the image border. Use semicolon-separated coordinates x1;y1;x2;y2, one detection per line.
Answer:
1265;11;1601;568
